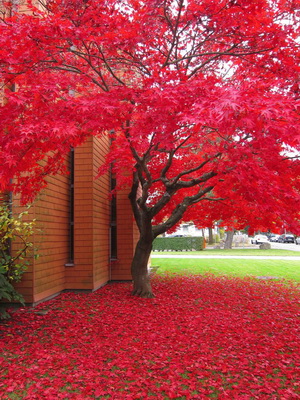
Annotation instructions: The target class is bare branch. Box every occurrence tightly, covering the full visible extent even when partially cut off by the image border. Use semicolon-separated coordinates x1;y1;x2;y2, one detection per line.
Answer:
78;41;110;91
94;43;126;87
162;0;185;67
282;155;300;161
160;150;175;183
188;46;275;78
171;153;221;188
45;63;108;91
152;185;215;236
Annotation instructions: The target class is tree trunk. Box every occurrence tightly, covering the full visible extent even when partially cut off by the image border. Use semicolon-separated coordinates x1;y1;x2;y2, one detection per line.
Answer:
208;227;214;245
224;230;234;249
131;237;154;298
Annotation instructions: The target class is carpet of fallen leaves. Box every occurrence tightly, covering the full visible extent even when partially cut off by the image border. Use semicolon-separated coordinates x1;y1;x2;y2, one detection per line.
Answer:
0;274;299;400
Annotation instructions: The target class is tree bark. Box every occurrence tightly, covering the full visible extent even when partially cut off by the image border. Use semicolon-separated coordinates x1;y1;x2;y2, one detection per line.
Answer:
208;227;214;245
224;230;234;249
131;237;154;298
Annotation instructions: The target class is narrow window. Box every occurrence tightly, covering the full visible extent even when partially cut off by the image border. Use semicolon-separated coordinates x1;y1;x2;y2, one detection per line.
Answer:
66;148;74;266
110;171;117;259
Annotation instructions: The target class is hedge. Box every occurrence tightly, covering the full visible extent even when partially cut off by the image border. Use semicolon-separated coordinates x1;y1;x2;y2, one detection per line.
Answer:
152;236;204;251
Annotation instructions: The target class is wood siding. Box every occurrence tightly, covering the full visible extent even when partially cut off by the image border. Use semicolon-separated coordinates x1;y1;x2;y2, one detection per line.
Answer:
5;136;136;305
66;136;111;290
92;137;110;289
12;158;70;303
32;171;70;302
110;188;138;281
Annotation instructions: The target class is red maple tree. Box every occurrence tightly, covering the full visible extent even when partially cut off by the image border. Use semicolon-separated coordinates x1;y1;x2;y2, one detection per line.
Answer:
1;0;300;296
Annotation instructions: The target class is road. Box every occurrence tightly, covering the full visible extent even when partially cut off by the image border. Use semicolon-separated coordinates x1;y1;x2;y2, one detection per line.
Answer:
269;242;300;252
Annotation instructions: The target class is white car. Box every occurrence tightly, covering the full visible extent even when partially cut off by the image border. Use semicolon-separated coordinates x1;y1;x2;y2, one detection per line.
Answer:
269;234;280;242
251;235;269;244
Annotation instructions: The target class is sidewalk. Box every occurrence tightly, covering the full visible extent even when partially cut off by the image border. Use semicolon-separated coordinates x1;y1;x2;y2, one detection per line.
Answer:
151;254;300;260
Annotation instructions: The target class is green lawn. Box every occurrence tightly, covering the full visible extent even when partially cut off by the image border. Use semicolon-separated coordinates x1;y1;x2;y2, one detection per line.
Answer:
151;253;300;282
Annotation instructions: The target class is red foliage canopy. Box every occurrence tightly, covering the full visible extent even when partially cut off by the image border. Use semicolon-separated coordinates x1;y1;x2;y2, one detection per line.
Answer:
0;0;300;233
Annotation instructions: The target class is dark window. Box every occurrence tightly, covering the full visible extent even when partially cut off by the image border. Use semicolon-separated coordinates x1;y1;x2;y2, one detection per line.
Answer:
110;173;117;259
68;148;75;264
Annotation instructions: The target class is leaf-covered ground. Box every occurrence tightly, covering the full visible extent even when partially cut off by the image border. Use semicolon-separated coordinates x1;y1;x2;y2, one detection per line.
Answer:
0;275;299;399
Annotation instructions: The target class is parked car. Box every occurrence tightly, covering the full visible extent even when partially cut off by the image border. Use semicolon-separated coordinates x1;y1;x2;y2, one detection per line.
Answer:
251;235;269;244
269;234;280;242
295;237;300;245
278;234;295;243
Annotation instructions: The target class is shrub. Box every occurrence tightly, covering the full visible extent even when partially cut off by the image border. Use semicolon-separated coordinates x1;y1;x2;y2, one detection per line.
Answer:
215;233;220;243
152;236;204;251
0;203;36;319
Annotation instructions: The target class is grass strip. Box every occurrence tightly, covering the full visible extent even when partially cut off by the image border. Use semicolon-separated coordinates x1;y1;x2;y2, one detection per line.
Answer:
152;258;300;281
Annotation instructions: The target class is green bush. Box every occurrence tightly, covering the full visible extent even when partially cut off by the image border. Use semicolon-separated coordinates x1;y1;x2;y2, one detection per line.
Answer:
0;203;36;319
219;228;225;239
153;236;204;251
214;234;220;243
0;265;25;319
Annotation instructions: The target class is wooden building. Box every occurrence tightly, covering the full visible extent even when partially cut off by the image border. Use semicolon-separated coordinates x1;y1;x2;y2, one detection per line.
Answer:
11;136;137;305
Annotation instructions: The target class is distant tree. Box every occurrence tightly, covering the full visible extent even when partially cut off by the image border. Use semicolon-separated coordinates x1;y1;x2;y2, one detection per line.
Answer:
208;227;214;245
224;230;235;250
1;0;300;296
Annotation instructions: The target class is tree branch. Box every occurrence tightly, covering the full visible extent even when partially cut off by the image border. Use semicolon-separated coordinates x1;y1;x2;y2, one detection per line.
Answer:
152;185;215;237
188;46;275;78
162;0;185;67
171;153;221;188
